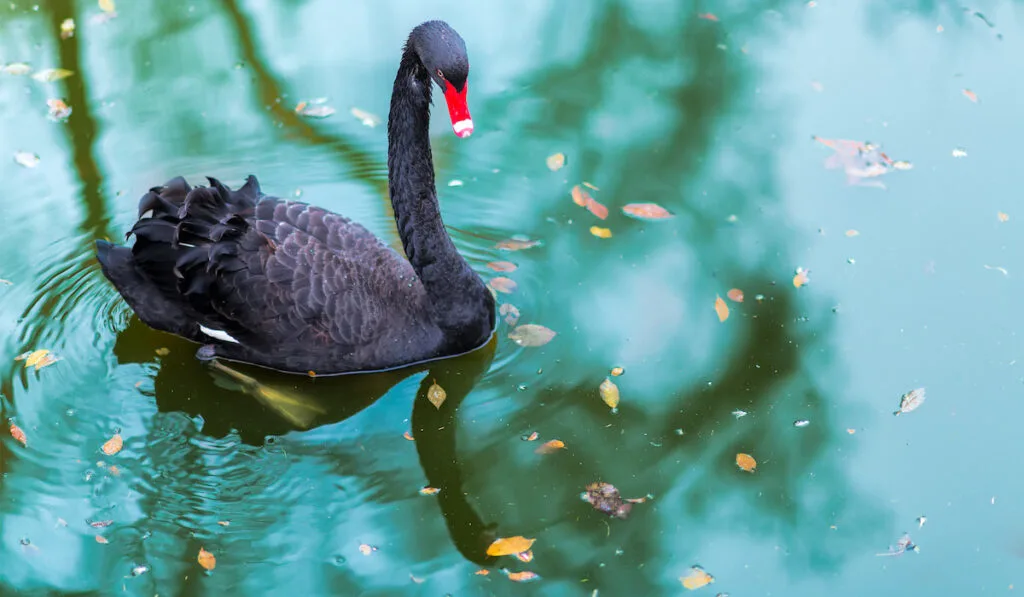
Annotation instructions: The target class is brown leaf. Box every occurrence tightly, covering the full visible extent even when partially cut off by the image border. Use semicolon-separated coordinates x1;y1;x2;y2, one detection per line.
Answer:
589;226;612;239
622;203;673;220
726;288;744;303
507;571;540;582
714;295;729;322
570;185;589;207
736;453;757;472
546;153;566;171
486;536;536;556
582;482;633;519
9;424;26;447
487;261;517;273
489;277;518;294
599;377;620;409
426;382;446;409
496;238;541;251
508;324;556;347
197;547;216;570
101;434;123;456
535;439;565;454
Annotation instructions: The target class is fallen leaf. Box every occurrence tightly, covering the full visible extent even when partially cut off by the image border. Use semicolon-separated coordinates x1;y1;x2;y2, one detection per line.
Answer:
998;212;1009;222
793;268;810;288
892;160;913;170
155;347;170;356
963;89;978;103
14;152;40;168
585;198;609;220
419;486;441;496
846;229;860;237
599;377;620;409
610;366;624;377
32;68;74;82
95;535;108;544
98;0;116;13
107;465;120;476
60;18;75;39
582;181;600;191
403;431;414;441
358;544;376;555
622;203;674;220
496;238;541;251
349;107;380;127
847;428;856;434
506;571;540;582
499;303;520;326
516;550;534;563
697;12;719;21
582;482;633;519
217;521;230;526
47;98;72;121
893;387;925;416
486;536;535;557
535;439;565;454
197;547;216;570
736;453;757;472
726;288;744;303
714;296;729;322
475;569;490;576
489;277;518;294
101;434;123;456
426;381;446;409
487;261;517;273
590;226;612;239
570;185;589;207
508;324;556;347
1;63;32;76
546;153;565;171
9;424;27;447
680;566;715;590
295;99;335;119
88;520;113;528
33;353;59;371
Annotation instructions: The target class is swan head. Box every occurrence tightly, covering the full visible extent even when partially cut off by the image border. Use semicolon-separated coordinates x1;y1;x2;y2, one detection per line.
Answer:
412;20;473;138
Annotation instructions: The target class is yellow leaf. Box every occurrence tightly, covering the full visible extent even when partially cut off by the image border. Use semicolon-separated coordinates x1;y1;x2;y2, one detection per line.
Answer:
475;569;490;576
680;566;715;590
197;547;216;570
534;439;565;454
419;486;441;496
32;68;74;82
486;536;536;556
403;431;414;441
155;347;170;356
599;377;620;409
23;349;50;369
589;226;612;239
98;0;116;13
736;453;757;472
546;152;565;171
101;434;123;456
714;295;729;322
610;366;624;377
426;382;446;409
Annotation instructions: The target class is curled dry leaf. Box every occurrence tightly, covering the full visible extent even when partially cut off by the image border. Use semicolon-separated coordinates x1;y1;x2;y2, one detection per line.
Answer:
489;277;518;294
680;566;715;590
499;303;520;326
9;424;27;447
508;324;556;347
487;261;517;273
101;434;123;456
714;296;729;322
735;453;756;472
486;536;536;557
506;571;540;583
535;439;565;454
726;288;744;303
197;547;216;570
590;226;612;239
622;203;673;220
546;152;565;171
893;387;925;416
426;381;447;409
599;377;620;409
419;486;441;496
403;431;414;441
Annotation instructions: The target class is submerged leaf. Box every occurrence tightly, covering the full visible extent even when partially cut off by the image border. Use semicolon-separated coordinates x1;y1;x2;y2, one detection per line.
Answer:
622;203;673;220
101;434;123;456
499;303;520;326
486;536;535;557
197;547;216;570
893;387;926;416
535;439;565;454
570;185;589;207
735;453;757;472
496;238;541;251
487;261;517;273
508;324;556;347
489;277;518;294
426;382;447;409
714;296;729;322
546;152;565;171
680;566;715;590
599;377;620;409
585;198;609;220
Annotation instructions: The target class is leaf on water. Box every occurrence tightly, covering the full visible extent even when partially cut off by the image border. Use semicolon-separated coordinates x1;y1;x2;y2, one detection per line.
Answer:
426;381;447;409
963;89;978;103
295;99;335;119
155;347;170;356
489;277;518;294
590;226;612;239
487;261;517;273
349;107;380;127
197;547;216;570
98;0;116;13
610;366;624;377
475;569;490;576
998;212;1009;222
952;147;968;158
19;349;49;368
585;198;609;220
217;520;230;526
101;434;123;456
726;288;744;303
95;535;108;544
515;550;534;563
523;431;539;441
9;424;27;447
496;238;541;251
599;377;620;409
714;295;729;322
508;324;556;347
622;203;673;220
794;419;810;428
32;68;74;82
1;63;32;76
546;152;565;171
582;482;633;519
499;303;520;326
535;439;565;454
506;571;540;583
846;229;860;237
60;18;75;39
47;98;72;121
358;544;376;555
419;486;441;496
570;185;589;207
893;387;926;416
892;160;913;170
14;152;40;168
793;268;810;288
847;428;856;434
680;566;715;590
582;181;600;191
403;431;414;441
697;12;719;21
486;536;536;557
735;453;757;472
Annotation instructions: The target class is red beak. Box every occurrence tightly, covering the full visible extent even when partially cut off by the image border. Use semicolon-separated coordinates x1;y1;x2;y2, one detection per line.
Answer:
443;80;473;138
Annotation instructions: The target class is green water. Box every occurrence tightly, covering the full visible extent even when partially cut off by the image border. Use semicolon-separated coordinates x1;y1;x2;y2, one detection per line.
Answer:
2;0;1023;595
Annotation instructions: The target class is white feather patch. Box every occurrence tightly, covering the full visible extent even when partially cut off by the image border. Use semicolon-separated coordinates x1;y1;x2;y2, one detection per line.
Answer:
199;325;239;344
140;209;154;219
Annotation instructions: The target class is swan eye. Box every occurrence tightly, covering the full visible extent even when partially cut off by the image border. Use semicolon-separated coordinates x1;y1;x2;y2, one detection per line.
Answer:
436;69;445;80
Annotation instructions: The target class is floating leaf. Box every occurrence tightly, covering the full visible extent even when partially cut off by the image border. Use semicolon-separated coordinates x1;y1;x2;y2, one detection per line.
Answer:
486;536;535;557
489;277;518;294
585;198;608;220
403;431;414;441
88;520;113;528
506;571;540;583
735;453;757;472
358;544;376;555
892;160;913;170
496;238;541;251
32;68;74;82
95;535;109;544
14;152;40;168
998;212;1009;222
499;303;520;326
349;107;380;127
697;12;719;21
599;377;620;409
714;296;729;322
963;89;978;103
570;185;589;207
582;482;633;519
98;0;116;13
295;99;335;119
426;381;447;409
582;181;600;191
893;387;926;416
1;63;32;76
197;547;216;570
523;431;539;441
19;349;50;368
487;261;517;273
535;439;565;454
546;152;565;171
732;410;747;418
101;434;123;456
419;486;441;496
794;419;810;428
508;324;556;347
793;268;810;288
60;18;75;39
47;98;72;121
680;566;715;590
726;288;744;303
610;366;624;377
590;226;612;239
217;521;230;527
155;347;170;356
9;424;27;447
845;229;860;237
622;203;673;220
952;147;968;158
475;569;490;576
847;428;856;434
516;550;534;563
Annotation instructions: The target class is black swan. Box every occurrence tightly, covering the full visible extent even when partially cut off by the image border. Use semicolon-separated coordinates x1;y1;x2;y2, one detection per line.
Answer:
96;20;495;375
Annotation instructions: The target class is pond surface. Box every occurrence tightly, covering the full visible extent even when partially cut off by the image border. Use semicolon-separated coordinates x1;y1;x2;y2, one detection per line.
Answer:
2;0;1023;595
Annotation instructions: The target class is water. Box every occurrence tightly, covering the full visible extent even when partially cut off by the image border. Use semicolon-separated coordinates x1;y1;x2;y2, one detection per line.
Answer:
2;0;1023;595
